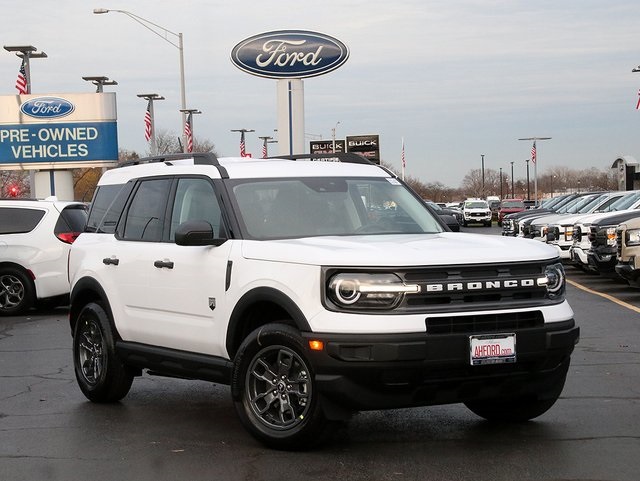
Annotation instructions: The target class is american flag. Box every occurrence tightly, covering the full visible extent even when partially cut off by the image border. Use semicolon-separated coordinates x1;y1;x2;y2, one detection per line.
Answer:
531;141;537;164
240;132;246;157
401;138;406;169
184;112;193;153
144;100;152;142
636;89;640;110
15;58;27;95
262;141;267;159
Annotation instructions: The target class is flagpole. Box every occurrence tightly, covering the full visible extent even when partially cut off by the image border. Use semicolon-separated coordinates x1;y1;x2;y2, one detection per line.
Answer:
518;137;551;207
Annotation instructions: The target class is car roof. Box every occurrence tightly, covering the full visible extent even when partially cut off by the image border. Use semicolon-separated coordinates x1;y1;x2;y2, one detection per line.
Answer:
97;153;391;186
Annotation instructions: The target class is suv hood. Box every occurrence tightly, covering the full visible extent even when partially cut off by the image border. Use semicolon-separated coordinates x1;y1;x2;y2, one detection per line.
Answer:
241;233;558;266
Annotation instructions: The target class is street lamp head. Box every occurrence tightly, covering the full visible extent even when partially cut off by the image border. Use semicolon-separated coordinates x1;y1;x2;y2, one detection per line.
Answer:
93;8;109;14
633;66;640;73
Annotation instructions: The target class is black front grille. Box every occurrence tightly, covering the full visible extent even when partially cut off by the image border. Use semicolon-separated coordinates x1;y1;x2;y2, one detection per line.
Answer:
398;261;551;313
426;311;544;335
588;226;597;246
572;226;582;242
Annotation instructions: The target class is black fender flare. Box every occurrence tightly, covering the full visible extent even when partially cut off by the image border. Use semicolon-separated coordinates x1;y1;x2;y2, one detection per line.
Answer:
225;287;311;357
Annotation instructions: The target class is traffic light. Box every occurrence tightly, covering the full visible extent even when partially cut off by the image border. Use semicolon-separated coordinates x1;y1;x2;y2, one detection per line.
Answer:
8;185;19;197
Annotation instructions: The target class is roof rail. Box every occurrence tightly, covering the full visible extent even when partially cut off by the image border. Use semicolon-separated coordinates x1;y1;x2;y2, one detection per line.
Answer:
268;152;373;165
118;152;220;168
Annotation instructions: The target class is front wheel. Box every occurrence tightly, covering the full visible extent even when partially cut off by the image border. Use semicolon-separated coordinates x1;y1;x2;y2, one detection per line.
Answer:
73;302;133;403
232;323;336;450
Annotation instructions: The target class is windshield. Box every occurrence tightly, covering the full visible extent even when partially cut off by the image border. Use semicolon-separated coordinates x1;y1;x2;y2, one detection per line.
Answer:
230;177;445;239
609;191;640;210
565;194;602;214
502;200;524;208
465;201;488;209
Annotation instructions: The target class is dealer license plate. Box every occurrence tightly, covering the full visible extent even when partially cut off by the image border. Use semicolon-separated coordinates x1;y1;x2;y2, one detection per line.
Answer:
469;333;516;366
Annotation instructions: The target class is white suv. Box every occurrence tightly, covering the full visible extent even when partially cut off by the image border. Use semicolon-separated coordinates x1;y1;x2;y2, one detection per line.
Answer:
68;153;579;449
461;198;492;227
0;198;87;315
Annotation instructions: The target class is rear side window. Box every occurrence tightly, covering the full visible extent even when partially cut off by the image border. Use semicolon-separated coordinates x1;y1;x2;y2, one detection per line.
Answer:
0;207;46;234
86;183;134;234
55;205;88;235
121;178;172;241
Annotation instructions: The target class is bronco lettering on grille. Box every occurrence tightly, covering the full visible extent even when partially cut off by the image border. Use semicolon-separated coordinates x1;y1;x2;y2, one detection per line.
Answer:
425;279;537;292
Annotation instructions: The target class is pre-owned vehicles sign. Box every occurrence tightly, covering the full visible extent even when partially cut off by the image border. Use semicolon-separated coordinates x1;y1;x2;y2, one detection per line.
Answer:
0;93;118;169
231;30;349;79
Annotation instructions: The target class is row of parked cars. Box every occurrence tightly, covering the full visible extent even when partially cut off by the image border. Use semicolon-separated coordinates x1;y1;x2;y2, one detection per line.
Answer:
501;191;640;287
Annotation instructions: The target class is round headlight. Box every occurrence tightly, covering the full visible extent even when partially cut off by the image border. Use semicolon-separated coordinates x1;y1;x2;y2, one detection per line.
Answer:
543;263;565;296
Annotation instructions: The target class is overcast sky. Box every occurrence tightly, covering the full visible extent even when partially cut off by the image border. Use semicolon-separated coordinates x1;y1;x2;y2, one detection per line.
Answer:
3;0;640;187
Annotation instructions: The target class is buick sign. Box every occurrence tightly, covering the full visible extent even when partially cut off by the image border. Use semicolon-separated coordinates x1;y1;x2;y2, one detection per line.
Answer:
231;30;349;79
20;97;75;119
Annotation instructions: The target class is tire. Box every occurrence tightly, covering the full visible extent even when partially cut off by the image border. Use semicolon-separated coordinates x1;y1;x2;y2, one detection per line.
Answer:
73;302;133;403
0;266;35;316
232;323;335;450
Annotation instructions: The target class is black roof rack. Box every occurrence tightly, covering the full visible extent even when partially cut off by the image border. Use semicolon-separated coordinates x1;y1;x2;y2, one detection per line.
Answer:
267;152;373;165
118;152;220;168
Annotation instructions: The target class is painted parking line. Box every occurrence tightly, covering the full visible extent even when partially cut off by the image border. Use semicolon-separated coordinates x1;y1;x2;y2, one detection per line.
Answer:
567;279;640;314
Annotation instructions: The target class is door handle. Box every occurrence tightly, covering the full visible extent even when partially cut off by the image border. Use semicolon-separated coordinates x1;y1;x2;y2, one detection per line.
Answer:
102;257;119;266
153;260;174;269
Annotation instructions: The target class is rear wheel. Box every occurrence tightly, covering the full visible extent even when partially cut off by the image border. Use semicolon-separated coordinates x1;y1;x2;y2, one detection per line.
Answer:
73;302;133;403
0;267;34;316
232;323;336;450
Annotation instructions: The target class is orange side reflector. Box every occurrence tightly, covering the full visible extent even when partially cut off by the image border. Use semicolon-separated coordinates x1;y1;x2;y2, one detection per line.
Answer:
308;340;324;351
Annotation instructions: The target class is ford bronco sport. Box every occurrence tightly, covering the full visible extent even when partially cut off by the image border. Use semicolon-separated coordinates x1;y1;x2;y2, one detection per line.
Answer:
68;153;579;449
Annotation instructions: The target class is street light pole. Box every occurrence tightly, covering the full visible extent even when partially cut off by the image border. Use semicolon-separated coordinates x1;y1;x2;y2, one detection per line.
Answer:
525;159;530;201
510;161;514;198
3;45;47;94
481;154;485;199
138;93;165;155
94;8;188;152
231;129;255;157
518;137;551;206
499;167;503;199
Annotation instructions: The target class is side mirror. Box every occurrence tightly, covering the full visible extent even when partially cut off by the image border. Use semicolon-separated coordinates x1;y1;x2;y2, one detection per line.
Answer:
175;220;227;246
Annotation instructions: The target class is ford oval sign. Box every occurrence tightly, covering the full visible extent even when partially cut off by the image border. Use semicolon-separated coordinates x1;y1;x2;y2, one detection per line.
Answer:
20;97;75;119
231;30;349;79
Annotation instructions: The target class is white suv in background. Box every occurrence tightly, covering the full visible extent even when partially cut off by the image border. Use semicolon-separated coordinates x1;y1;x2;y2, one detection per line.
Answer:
461;198;492;227
68;153;579;449
0;198;87;315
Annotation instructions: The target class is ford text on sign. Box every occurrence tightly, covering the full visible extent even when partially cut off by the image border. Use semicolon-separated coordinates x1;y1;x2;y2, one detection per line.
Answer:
231;30;349;79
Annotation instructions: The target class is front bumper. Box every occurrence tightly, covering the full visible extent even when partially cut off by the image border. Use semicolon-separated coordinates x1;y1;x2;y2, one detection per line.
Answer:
615;262;640;287
304;320;579;411
587;247;617;275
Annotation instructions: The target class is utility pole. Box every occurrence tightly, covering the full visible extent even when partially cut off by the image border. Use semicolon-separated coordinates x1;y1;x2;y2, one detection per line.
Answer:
231;129;255;157
499;167;503;199
82;75;117;93
258;135;274;158
138;93;165;155
4;45;47;94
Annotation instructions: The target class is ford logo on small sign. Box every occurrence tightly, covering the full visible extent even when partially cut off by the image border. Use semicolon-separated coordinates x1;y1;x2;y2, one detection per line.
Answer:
231;30;349;79
20;97;75;119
